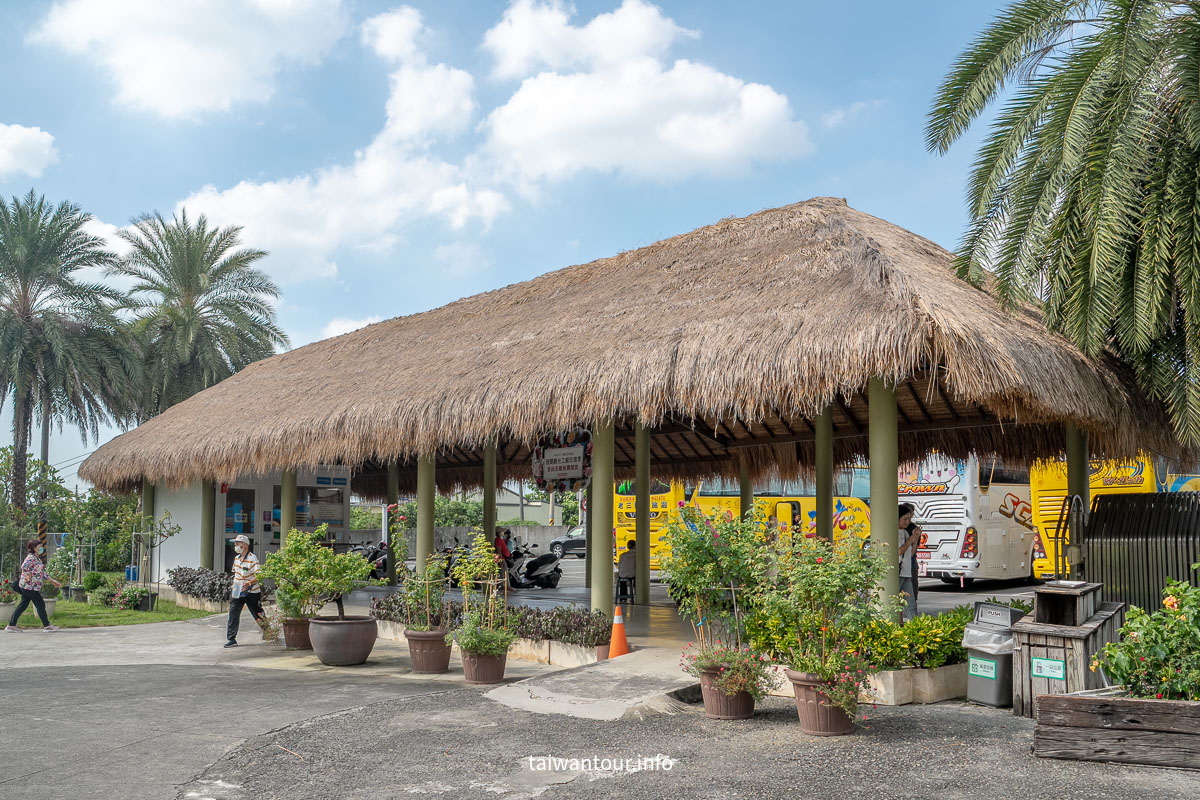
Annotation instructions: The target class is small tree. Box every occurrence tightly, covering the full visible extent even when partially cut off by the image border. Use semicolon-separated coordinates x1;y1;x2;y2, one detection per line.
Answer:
261;525;376;620
448;530;513;655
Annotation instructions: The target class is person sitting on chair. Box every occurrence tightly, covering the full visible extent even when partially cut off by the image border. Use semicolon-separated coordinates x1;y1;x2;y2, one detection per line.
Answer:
617;540;637;600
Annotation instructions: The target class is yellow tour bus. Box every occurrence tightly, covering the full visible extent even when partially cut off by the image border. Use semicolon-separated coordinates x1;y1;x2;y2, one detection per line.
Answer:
613;475;873;571
1029;457;1200;578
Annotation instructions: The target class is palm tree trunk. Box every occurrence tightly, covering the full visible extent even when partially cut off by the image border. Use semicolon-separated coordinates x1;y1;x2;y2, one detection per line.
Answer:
11;389;32;517
38;391;51;535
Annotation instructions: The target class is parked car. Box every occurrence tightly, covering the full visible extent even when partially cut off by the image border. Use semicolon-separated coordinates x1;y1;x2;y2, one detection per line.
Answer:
548;525;587;559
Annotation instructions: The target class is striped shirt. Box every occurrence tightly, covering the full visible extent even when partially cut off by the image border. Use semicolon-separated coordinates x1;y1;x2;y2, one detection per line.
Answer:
232;553;261;595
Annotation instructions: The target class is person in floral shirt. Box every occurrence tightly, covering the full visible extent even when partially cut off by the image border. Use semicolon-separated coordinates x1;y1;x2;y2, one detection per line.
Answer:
6;540;61;631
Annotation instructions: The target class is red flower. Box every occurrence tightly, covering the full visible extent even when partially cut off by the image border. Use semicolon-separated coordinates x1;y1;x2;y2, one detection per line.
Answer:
1157;693;1163;699
816;557;823;563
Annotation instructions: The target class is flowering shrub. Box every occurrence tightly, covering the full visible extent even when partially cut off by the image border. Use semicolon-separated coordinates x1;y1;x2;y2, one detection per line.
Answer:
682;642;779;699
110;586;152;610
748;524;895;719
0;578;19;604
1092;562;1200;700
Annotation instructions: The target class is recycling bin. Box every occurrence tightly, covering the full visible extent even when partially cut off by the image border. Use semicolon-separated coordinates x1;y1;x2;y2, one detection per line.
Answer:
963;601;1026;707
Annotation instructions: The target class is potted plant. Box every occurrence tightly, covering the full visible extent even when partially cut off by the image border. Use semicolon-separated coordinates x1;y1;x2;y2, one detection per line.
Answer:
661;505;777;720
111;585;155;611
399;554;455;674
0;578;19;619
262;525;379;665
448;531;514;684
750;525;893;735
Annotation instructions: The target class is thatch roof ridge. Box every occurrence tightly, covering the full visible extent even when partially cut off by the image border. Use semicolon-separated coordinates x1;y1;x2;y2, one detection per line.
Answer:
80;197;1181;491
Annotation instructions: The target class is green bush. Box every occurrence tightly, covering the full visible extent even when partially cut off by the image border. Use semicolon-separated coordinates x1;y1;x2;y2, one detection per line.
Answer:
260;524;376;619
452;610;515;656
82;572;106;592
1094;563;1200;700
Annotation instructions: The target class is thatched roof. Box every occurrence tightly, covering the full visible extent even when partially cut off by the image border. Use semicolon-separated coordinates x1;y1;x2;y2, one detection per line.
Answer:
81;197;1185;495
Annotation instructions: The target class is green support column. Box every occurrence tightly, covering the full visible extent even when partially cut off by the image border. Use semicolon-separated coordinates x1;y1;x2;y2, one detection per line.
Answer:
815;405;834;542
200;479;215;571
869;379;899;600
416;455;435;575
1066;424;1090;510
590;421;615;616
739;452;754;520
140;478;155;520
634;420;651;605
483;442;497;542
584;482;594;589
386;462;400;585
280;469;297;545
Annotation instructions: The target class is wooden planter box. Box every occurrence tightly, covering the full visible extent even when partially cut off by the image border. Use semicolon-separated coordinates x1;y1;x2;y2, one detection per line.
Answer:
1012;601;1124;717
912;663;967;704
1034;689;1200;770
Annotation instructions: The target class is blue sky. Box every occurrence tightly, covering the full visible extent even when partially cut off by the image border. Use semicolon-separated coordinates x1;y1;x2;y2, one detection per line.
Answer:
0;0;1003;485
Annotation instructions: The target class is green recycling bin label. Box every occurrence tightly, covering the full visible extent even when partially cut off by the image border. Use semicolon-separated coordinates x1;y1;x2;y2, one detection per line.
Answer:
1031;657;1066;680
969;656;997;680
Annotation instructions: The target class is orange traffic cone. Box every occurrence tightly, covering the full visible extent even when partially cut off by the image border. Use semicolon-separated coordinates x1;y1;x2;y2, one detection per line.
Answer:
608;605;631;658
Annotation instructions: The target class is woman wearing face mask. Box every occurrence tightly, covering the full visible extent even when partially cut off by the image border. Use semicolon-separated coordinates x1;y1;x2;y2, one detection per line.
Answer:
5;540;61;631
225;534;266;648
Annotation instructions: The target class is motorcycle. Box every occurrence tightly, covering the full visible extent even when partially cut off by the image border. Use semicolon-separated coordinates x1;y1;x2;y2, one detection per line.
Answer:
507;541;563;589
351;539;388;579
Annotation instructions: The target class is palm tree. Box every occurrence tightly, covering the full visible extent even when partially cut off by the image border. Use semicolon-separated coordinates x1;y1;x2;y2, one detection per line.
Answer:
111;211;288;420
0;190;133;514
926;1;1200;444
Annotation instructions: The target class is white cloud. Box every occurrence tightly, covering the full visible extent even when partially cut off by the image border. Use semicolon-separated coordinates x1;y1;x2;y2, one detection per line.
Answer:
480;1;810;185
434;242;494;277
482;0;695;80
75;219;139;294
361;7;424;63
322;315;382;339
0;123;58;179
821;99;885;130
30;0;348;118
178;8;506;284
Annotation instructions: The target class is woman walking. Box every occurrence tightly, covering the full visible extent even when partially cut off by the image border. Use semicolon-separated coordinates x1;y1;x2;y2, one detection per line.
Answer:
5;540;61;631
225;534;265;648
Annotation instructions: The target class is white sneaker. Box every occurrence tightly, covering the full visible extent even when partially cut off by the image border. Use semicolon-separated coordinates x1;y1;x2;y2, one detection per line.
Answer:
42;625;59;631
4;625;21;632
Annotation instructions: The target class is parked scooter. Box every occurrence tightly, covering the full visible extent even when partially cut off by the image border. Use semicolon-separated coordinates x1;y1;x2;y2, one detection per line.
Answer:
507;541;563;589
351;539;388;579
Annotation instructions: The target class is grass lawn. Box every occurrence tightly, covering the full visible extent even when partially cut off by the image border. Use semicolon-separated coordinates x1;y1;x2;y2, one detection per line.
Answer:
7;599;213;629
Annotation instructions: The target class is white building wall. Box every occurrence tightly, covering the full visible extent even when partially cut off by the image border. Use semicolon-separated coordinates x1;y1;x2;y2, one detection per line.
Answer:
153;481;204;576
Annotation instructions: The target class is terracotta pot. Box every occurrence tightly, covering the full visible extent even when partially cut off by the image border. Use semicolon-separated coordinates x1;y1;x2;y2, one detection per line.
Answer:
595;644;610;661
282;618;313;650
309;616;378;666
405;629;452;674
785;669;855;736
461;651;507;684
698;668;755;720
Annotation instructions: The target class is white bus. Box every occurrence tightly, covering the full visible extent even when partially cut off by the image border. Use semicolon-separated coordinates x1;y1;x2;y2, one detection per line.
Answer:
898;455;1037;586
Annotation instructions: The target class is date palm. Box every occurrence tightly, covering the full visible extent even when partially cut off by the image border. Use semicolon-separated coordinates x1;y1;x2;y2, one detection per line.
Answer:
0;190;133;513
927;0;1200;443
111;211;288;420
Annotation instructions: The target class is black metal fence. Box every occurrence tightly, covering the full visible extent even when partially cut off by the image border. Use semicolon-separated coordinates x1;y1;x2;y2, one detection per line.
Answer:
1083;493;1200;612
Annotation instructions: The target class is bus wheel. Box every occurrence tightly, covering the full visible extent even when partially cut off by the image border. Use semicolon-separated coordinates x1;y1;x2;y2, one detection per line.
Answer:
939;576;974;588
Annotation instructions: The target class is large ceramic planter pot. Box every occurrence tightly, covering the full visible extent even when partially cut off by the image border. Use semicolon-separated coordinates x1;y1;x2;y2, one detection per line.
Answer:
405;629;452;674
0;602;14;621
785;669;855;736
43;598;56;618
698;668;755;720
309;616;378;666
69;587;87;603
282;618;314;650
137;592;158;612
461;651;507;684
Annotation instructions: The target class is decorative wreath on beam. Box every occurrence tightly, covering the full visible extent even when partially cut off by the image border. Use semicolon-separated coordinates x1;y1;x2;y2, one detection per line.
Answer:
531;426;593;493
